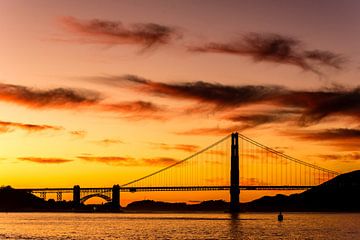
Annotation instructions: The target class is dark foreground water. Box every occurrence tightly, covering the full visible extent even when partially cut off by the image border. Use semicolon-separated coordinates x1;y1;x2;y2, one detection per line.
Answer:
0;212;359;239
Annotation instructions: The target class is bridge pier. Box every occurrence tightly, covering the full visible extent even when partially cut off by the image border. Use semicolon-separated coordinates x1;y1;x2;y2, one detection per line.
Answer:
112;184;120;209
230;132;240;213
73;185;81;207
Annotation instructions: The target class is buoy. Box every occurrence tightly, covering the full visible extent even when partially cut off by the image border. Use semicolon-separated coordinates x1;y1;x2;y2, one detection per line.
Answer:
278;211;283;221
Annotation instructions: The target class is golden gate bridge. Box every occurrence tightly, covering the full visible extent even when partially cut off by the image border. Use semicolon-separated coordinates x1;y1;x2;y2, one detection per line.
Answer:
21;132;339;212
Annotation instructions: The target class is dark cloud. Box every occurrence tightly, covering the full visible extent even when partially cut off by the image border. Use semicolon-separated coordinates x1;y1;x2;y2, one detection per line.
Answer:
293;128;360;141
149;143;199;153
98;75;359;126
18;157;73;164
93;75;286;108
0;82;167;120
0;120;62;133
223;110;298;128
60;16;181;50
286;128;360;150
0;83;101;109
295;87;360;125
190;33;345;74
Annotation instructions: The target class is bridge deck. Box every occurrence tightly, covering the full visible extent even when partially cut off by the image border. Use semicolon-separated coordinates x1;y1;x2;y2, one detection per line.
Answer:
19;186;313;193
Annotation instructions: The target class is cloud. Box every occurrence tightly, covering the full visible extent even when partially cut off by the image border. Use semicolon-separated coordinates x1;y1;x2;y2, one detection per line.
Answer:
149;143;199;153
292;128;360;141
91;75;287;108
70;130;87;138
92;138;124;146
101;100;165;120
17;157;73;164
0;82;166;120
286;128;360;150
176;125;241;136
0;120;62;133
190;33;345;74
77;156;136;166
316;152;360;161
142;157;178;166
0;83;101;109
93;75;359;126
78;155;178;166
59;16;181;50
223;110;298;128
295;87;360;125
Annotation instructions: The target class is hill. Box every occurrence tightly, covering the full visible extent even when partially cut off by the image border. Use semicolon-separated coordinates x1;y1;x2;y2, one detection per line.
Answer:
243;170;360;211
0;186;46;210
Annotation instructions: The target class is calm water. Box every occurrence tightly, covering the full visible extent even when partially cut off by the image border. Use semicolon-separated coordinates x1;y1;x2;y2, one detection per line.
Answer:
0;212;359;239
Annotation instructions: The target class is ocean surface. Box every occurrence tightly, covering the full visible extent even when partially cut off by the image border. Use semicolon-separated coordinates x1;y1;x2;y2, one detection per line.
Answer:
0;212;359;239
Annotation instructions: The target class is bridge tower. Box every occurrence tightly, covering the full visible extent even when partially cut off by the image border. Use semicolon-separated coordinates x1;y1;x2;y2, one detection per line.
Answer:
73;185;81;207
230;132;240;212
112;184;120;209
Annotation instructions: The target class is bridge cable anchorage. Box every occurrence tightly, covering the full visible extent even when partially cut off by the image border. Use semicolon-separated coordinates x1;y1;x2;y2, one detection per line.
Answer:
121;134;232;187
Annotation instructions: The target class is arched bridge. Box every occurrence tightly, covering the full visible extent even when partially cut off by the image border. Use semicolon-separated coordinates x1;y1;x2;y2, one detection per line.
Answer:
80;193;112;204
21;132;339;212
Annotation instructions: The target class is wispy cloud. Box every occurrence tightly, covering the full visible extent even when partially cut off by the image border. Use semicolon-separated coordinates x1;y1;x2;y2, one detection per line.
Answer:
101;100;165;120
316;152;360;162
70;130;87;138
291;128;360;141
0;83;101;109
176;125;241;136
0;120;62;133
189;33;345;74
88;75;286;108
141;157;178;166
18;157;73;164
223;110;297;128
89;75;360;126
78;155;178;166
285;128;360;150
0;82;166;120
92;138;124;146
59;16;181;50
149;142;199;153
77;156;136;166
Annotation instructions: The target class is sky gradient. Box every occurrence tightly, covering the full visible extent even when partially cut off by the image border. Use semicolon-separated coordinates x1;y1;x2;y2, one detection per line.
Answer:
0;0;359;204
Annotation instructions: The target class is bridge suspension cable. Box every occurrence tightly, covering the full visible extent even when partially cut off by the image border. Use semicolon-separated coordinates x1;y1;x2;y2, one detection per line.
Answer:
121;132;339;189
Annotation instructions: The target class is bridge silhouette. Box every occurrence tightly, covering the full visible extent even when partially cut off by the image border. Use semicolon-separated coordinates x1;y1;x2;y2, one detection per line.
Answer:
21;132;339;212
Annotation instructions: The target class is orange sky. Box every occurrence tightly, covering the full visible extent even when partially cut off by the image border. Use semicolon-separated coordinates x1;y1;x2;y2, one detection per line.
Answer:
0;0;359;205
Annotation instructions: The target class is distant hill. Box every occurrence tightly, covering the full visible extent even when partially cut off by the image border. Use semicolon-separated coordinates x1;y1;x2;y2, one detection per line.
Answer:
243;170;360;211
0;186;46;210
125;200;228;212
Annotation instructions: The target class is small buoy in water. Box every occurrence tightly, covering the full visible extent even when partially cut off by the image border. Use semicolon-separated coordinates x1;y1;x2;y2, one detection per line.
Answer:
278;211;283;221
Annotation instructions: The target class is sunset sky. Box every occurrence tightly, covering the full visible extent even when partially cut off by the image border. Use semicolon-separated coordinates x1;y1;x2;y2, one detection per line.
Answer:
0;0;359;204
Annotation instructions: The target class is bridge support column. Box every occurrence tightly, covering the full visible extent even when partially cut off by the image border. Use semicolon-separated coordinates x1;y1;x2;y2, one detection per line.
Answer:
73;185;81;208
230;132;240;213
112;184;120;210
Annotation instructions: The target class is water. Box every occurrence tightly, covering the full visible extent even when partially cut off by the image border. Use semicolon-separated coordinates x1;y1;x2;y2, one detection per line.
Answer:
0;212;359;239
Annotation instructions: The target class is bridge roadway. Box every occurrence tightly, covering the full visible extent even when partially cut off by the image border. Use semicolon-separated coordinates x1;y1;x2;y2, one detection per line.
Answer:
20;185;313;193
